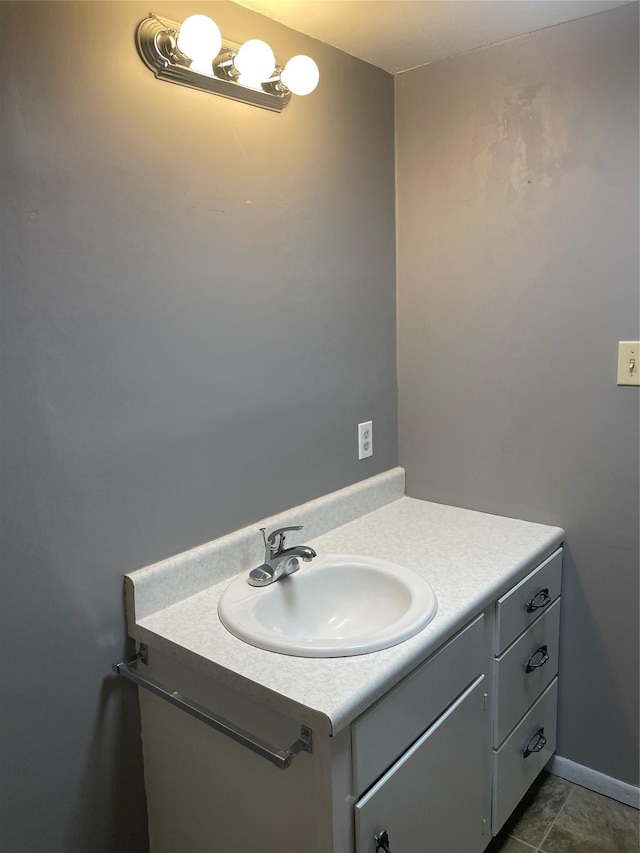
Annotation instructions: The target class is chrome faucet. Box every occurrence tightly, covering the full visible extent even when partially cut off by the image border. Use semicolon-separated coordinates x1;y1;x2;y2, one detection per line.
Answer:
248;525;316;587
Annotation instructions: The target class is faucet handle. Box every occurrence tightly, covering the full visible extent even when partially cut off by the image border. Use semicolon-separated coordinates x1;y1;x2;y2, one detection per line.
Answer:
267;525;303;544
261;525;303;556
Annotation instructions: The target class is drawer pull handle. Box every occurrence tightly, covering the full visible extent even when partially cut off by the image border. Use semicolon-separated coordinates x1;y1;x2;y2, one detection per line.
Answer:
374;829;392;853
523;727;547;758
526;588;551;613
525;645;550;673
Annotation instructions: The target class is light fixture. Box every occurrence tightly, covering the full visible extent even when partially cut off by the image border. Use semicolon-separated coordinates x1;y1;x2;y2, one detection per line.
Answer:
136;14;319;112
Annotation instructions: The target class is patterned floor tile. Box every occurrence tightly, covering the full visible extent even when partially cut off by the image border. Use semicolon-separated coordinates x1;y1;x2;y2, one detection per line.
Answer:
502;772;574;848
540;784;640;853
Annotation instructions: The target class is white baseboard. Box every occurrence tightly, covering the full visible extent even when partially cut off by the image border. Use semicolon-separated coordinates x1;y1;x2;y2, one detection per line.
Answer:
547;755;640;810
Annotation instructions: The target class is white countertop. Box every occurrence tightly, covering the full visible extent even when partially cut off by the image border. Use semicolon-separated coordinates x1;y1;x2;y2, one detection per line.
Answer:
126;470;563;734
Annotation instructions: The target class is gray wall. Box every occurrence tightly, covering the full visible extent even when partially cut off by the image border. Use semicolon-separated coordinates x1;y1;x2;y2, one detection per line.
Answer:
0;2;396;850
396;4;639;786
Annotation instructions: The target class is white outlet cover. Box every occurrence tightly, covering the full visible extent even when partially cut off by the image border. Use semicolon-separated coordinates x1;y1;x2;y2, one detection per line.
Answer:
358;421;373;460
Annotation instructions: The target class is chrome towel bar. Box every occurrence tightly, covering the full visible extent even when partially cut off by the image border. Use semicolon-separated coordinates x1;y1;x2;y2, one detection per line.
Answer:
113;649;312;770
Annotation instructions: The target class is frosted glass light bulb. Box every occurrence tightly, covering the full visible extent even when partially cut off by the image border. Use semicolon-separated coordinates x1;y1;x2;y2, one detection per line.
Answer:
281;55;319;96
234;39;275;83
177;15;222;65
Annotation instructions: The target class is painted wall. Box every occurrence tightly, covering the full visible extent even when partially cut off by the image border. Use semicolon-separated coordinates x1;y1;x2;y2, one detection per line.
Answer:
0;2;396;850
396;4;639;786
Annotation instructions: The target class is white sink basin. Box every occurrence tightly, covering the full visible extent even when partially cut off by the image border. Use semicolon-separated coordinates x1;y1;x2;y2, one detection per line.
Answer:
217;554;438;657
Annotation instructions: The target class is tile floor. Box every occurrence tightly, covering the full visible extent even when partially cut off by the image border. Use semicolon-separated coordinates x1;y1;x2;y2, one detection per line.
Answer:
486;772;639;853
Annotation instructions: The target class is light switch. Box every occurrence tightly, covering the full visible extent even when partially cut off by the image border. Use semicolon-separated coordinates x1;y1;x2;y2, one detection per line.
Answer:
617;341;640;386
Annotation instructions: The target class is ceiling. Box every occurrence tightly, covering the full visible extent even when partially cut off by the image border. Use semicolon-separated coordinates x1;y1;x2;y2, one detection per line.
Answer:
233;0;633;73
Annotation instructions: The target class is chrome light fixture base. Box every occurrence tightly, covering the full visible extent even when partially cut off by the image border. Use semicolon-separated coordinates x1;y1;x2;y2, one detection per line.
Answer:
136;15;292;112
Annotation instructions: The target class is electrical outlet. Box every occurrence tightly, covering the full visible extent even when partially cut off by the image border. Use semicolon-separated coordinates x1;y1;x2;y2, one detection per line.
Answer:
358;421;373;460
617;342;640;386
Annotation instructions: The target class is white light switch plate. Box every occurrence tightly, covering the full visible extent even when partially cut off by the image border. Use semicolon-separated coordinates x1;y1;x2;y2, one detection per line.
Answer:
617;342;640;386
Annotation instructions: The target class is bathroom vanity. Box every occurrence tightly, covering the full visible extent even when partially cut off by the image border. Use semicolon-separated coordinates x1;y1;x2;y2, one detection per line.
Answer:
121;469;563;853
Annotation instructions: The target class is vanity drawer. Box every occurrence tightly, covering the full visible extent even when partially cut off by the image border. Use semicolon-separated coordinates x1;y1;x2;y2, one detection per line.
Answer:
493;599;560;747
492;678;558;833
495;550;562;654
352;615;485;797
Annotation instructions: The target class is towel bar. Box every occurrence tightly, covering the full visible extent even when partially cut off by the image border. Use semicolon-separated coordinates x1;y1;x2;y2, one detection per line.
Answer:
113;650;312;770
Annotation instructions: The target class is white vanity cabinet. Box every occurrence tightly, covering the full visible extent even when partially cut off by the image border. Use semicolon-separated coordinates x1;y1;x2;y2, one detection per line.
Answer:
135;613;493;853
129;541;563;853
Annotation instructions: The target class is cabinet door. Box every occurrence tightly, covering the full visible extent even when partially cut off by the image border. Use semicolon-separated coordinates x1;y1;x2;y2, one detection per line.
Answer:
355;676;490;853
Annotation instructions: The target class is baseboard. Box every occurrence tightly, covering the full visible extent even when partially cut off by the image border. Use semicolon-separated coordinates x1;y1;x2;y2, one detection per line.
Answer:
547;755;640;810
